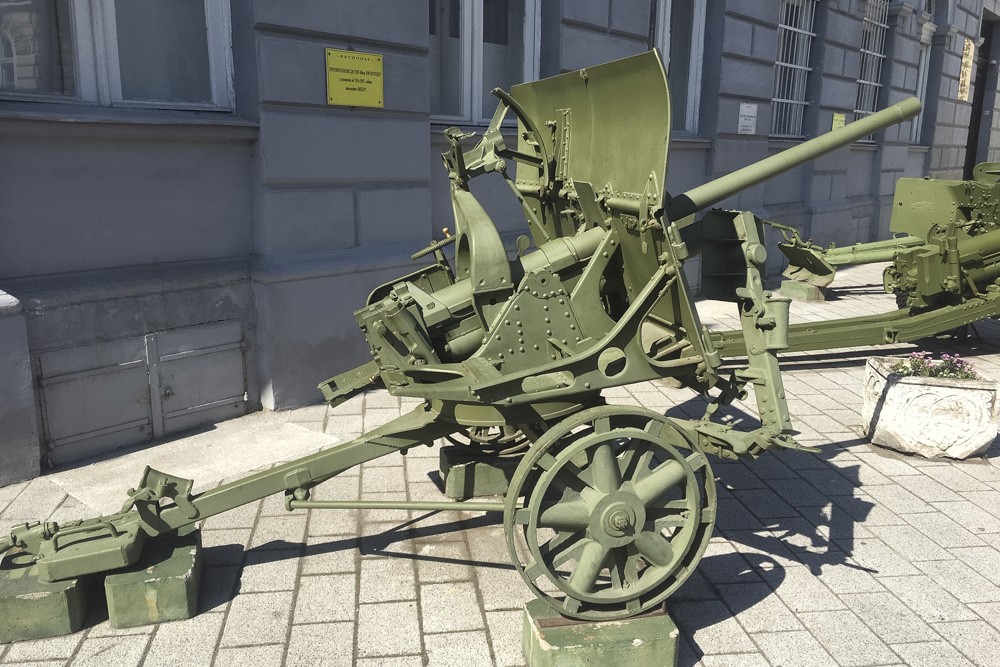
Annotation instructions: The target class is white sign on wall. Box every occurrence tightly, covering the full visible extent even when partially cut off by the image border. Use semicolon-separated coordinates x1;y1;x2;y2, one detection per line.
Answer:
738;103;758;135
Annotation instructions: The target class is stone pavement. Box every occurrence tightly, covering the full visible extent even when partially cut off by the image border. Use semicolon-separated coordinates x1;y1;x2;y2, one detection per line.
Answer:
3;262;1000;666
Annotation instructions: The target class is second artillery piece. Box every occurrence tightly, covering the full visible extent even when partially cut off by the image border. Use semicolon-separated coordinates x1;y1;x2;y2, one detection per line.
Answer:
2;52;933;623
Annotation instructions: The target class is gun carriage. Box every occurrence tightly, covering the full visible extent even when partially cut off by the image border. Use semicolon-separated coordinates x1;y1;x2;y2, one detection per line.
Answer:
3;51;972;623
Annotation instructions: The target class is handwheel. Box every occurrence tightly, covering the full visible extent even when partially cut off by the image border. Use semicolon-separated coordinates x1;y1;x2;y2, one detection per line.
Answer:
503;405;716;620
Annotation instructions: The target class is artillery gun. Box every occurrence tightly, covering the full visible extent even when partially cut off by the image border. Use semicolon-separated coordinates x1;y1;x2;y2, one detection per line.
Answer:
716;162;1000;356
1;52;927;623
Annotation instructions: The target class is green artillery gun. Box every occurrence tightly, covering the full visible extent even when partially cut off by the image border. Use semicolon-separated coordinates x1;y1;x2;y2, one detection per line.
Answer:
776;161;1000;291
1;52;925;622
715;162;1000;356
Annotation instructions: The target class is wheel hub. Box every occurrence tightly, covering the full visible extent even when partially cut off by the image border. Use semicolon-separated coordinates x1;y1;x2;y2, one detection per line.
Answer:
590;492;645;547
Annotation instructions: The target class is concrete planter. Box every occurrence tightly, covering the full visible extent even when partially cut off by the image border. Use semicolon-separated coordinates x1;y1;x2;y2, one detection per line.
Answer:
862;356;1000;459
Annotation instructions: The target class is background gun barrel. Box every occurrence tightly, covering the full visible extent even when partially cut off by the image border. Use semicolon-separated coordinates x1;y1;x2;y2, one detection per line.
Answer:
665;97;921;224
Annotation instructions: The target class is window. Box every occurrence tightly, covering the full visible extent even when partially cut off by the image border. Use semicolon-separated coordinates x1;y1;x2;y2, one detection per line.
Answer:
429;0;540;124
653;0;707;134
0;32;14;90
771;0;818;138
855;0;891;135
911;17;936;144
0;0;233;110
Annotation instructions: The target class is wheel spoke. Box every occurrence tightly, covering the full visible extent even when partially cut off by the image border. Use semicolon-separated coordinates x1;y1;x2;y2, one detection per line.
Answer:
635;530;675;568
537;500;591;530
651;513;687;529
540;530;586;568
633;460;687;506
594;416;611;434
588;442;622;494
609;547;640;592
567;540;610;595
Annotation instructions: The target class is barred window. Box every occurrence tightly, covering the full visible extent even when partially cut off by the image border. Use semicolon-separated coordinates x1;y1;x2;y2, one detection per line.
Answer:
771;0;818;138
855;0;891;138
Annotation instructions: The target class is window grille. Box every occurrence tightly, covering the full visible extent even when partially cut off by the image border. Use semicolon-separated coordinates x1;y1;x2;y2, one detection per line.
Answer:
855;0;891;139
771;0;818;138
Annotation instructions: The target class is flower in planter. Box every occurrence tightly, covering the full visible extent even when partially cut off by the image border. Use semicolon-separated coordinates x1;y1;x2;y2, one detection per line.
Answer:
890;351;980;380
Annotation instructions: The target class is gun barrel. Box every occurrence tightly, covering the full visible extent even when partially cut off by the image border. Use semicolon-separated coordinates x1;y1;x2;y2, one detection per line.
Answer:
665;97;921;224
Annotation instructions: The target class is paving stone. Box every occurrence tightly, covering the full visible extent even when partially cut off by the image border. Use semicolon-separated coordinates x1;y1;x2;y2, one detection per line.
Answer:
732;489;799;520
888;640;974;667
308;507;359;536
834;535;920;577
949;546;1000;586
249;514;307;549
900;511;987;549
829;491;907;526
485;609;523;667
70;634;151;667
219;591;294;646
0;479;67;526
969;601;1000;632
301;535;358;575
841;591;937;644
358;557;416;603
198;566;240;613
867;523;953;561
360;466;408;494
719;582;802;633
725;529;800;569
894;474;964;502
357;658;425;667
798;467;860;496
794;551;886;594
415;541;474;583
141;611;224;667
0;631;84;663
933;619;1000;667
701;654;770;667
915;560;1000;603
105;526;202;628
356;601;421;657
865;484;935;514
671;600;756;654
420;582;485;633
213;644;285;667
293;574;355;623
239;548;300;592
855;451;924;477
285;622;354;667
928;468;992;493
714;498;764;530
752;630;836;667
425;629;493;667
364;408;402;431
713;464;768;491
797;609;899;666
764;478;830;507
932;500;1000;533
878;575;978;623
200;528;251;566
758;566;846;612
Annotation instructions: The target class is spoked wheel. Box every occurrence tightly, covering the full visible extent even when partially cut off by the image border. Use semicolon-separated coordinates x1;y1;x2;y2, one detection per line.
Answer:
504;405;716;620
446;425;531;458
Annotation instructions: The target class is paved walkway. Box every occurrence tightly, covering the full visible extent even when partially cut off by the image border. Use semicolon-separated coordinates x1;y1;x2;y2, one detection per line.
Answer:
4;263;1000;666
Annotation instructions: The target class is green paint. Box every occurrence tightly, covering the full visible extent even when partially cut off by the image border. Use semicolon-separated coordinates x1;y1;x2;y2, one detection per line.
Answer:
104;525;201;628
440;446;520;499
522;599;679;667
0;549;93;643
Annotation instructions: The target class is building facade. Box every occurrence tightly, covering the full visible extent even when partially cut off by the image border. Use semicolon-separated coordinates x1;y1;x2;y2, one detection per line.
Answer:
1;0;998;484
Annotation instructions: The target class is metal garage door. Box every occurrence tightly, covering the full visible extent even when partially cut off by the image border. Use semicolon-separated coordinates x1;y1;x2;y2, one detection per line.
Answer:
38;320;247;464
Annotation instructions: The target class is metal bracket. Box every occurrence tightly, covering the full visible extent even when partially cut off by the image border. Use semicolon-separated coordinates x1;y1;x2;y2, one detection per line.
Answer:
121;466;198;520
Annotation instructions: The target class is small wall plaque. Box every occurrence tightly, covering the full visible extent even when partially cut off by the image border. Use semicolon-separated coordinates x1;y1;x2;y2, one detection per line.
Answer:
738;103;758;135
326;48;383;108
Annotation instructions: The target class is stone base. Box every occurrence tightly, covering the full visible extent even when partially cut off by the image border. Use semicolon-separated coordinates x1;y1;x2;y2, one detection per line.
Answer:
0;549;94;643
522;599;679;667
439;446;520;499
779;280;825;302
105;525;202;628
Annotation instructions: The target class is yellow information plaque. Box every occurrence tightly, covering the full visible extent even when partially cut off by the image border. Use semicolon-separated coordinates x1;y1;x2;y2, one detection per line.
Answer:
958;38;974;102
326;48;383;108
831;113;846;131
